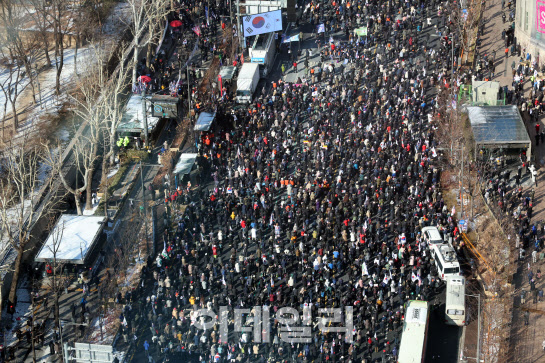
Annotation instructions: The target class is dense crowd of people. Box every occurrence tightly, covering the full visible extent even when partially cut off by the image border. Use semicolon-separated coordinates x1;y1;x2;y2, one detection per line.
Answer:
109;0;482;361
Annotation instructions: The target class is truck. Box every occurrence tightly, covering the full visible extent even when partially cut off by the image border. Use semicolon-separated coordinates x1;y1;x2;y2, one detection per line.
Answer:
236;63;260;104
249;32;276;77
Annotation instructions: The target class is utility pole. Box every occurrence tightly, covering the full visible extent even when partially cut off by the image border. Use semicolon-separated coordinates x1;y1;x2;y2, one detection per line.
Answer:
142;89;149;148
187;66;192;122
460;143;464;219
236;0;242;52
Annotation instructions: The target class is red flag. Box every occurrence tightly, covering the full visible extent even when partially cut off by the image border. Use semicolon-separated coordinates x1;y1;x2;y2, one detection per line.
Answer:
192;26;201;36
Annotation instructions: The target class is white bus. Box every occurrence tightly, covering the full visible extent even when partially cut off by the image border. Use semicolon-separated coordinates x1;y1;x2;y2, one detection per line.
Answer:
398;300;430;363
445;276;466;326
431;243;461;280
249;32;276;77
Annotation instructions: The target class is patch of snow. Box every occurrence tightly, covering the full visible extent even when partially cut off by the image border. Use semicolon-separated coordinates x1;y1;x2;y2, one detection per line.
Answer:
107;164;120;179
4;284;33;348
0;199;32;255
56;127;71;142
0;67;30;121
82;196;102;216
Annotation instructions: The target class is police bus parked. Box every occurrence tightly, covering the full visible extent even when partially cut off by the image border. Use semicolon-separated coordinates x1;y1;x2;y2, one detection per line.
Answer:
445;275;466;326
398;300;430;363
431;243;461;280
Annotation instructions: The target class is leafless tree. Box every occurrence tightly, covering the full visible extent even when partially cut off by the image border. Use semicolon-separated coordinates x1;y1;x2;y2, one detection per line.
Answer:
0;135;59;307
125;0;170;89
101;42;133;167
0;55;23;137
47;0;71;95
0;0;42;106
25;0;53;66
42;215;67;330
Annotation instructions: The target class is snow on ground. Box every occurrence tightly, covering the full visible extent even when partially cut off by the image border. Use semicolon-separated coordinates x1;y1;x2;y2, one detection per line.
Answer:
82;196;102;216
107;164;120;179
4;283;33;348
102;3;131;39
0;67;31;121
86;306;122;345
27;47;95;123
0;199;32;256
7;2;131;141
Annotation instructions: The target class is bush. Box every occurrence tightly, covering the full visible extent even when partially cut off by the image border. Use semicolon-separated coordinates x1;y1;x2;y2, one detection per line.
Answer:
124;149;150;162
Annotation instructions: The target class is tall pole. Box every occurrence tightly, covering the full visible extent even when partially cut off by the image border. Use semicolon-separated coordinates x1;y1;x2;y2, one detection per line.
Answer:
477;294;481;363
236;0;242;52
142;89;149;149
187;67;191;121
460;143;464;219
140;161;149;255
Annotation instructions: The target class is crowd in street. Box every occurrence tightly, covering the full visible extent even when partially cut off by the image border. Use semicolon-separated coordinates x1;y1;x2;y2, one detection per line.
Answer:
99;0;487;361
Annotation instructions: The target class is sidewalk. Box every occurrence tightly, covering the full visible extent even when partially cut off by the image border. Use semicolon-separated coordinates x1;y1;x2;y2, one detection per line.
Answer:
480;0;545;359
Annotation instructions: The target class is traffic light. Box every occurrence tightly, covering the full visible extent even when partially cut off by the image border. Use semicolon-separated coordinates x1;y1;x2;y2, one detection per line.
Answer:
6;300;12;315
7;299;15;315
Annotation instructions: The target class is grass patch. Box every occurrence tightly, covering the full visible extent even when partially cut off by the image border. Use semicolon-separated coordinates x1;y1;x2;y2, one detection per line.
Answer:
107;163;131;195
124;149;150;162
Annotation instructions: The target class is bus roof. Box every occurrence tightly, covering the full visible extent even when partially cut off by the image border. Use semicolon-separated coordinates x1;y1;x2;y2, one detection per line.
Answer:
433;244;460;265
399;300;429;363
446;276;466;307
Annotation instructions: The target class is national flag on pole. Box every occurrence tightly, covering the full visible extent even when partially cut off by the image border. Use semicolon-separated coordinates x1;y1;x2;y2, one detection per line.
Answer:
317;24;325;33
193;26;201;36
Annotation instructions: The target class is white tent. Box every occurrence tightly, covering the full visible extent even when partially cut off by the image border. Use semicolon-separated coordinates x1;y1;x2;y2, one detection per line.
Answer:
35;215;106;264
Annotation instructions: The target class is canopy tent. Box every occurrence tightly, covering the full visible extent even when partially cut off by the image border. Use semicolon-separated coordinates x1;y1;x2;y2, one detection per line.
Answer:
173;153;198;175
194;111;216;131
467;106;531;154
219;66;236;81
35;215;106;264
117;95;160;134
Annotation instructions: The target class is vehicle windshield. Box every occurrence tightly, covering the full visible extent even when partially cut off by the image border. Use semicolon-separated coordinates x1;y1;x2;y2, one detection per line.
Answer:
237;90;251;96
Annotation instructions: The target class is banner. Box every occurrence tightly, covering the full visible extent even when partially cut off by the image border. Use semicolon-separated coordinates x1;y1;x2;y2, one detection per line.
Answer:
218;74;223;96
242;10;282;37
538;0;545;33
354;26;367;36
317;23;325;33
282;34;300;43
193;26;201;36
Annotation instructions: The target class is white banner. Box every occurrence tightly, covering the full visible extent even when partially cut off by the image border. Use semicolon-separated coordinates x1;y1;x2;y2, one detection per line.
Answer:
242;10;282;37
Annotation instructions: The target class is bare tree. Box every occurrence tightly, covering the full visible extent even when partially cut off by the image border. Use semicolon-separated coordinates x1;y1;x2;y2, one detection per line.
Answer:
48;0;71;95
0;0;42;105
26;0;53;66
42;215;67;330
101;43;132;167
0;137;58;306
0;56;23;137
125;0;170;89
